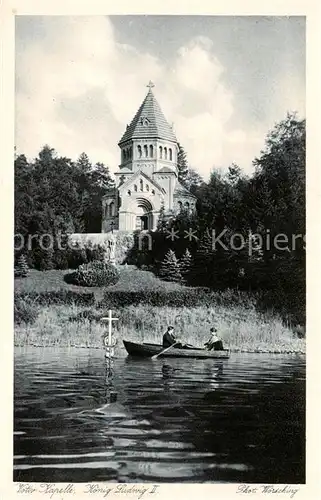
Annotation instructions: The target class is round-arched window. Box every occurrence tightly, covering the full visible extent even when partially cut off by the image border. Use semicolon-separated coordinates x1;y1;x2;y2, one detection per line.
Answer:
109;202;115;217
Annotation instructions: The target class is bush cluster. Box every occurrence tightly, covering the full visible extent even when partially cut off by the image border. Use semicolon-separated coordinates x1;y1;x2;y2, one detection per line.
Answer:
64;260;120;287
16;290;95;306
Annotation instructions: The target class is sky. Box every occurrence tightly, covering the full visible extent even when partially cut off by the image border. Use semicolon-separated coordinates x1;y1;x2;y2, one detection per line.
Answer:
15;15;305;179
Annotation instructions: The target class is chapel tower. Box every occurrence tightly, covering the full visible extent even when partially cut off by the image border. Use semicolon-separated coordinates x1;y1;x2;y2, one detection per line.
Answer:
102;82;196;232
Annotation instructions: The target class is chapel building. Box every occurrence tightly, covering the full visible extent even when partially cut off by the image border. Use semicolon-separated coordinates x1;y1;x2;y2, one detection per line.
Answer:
102;82;196;232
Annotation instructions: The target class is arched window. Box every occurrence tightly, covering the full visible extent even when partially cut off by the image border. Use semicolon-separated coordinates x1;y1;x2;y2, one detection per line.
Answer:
164;147;167;160
143;145;148;158
146;184;149;192
138;145;142;158
129;147;132;158
159;146;163;159
177;201;182;212
149;145;153;158
127;190;131;196
169;148;172;161
151;189;155;195
123;149;127;161
140;179;143;191
104;205;108;217
185;201;190;210
134;184;137;192
109;202;115;217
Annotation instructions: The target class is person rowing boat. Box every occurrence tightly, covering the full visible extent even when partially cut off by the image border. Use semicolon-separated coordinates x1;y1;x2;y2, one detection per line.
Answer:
162;326;196;350
162;326;184;349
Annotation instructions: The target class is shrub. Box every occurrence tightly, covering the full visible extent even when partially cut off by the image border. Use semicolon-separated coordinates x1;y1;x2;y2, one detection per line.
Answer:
32;248;54;271
53;249;70;270
14;297;39;325
16;290;95;306
64;260;120;287
86;243;106;263
66;243;88;269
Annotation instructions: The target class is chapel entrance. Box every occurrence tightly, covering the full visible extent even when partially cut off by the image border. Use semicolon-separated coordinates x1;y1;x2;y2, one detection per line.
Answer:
134;199;153;231
136;215;148;230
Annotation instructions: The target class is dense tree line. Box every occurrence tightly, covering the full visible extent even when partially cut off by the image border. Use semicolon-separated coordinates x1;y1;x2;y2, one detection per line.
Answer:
146;113;305;324
15;146;114;268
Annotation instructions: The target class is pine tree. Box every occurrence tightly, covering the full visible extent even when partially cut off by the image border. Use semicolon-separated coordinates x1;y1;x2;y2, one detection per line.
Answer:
15;254;29;277
180;248;192;284
159;249;182;283
177;143;189;185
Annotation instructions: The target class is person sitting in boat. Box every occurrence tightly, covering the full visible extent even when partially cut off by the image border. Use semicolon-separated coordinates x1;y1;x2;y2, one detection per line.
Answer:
163;326;183;349
204;328;224;351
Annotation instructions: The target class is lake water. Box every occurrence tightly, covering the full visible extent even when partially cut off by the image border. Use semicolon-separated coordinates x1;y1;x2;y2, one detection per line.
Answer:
14;347;305;483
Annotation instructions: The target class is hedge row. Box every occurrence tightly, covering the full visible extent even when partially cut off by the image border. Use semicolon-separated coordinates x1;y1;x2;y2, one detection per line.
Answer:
16;289;95;306
101;288;254;309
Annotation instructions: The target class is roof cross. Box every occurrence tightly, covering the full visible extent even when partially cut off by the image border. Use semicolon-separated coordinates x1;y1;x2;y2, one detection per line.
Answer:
146;80;155;90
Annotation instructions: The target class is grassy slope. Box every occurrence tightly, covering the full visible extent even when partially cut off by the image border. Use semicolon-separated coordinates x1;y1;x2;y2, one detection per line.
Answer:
14;268;305;353
14;267;184;298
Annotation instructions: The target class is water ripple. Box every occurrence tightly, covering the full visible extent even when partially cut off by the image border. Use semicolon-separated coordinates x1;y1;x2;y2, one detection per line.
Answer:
14;348;305;483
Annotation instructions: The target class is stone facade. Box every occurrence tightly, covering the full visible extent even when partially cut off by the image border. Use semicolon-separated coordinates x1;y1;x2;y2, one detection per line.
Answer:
102;83;196;233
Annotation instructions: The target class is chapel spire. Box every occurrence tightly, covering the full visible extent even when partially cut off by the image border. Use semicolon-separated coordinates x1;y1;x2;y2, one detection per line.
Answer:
146;80;155;91
118;83;176;145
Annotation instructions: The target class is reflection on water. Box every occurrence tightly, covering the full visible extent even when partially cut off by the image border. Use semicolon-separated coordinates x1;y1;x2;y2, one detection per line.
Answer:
14;347;305;483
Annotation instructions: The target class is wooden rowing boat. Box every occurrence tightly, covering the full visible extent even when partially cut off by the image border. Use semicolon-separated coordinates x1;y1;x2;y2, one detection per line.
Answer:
123;340;230;359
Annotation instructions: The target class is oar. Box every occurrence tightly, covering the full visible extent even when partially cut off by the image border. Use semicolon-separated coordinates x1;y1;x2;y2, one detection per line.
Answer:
151;342;179;360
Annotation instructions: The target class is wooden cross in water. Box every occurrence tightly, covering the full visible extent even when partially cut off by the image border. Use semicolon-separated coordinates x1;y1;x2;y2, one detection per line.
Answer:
101;310;119;347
